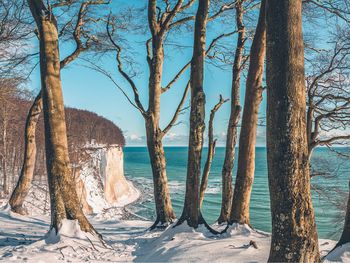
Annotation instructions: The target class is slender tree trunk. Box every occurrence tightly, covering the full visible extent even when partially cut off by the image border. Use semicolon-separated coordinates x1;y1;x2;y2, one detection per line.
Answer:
9;92;42;214
28;0;96;235
335;181;350;248
147;37;175;228
218;0;244;224
266;0;320;261
200;96;227;207
178;0;209;228
2;119;8;195
230;0;266;225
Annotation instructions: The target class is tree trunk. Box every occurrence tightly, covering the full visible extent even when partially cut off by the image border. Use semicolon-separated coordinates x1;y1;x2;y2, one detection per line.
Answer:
2;112;8;196
266;0;320;261
28;0;97;235
9;92;43;214
147;37;175;228
178;0;209;228
200;96;227;207
230;0;266;225
334;181;350;248
146;122;176;228
218;1;244;224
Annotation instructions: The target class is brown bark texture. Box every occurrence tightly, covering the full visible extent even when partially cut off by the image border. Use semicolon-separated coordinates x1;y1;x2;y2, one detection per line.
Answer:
28;0;97;235
178;0;209;228
218;0;244;224
147;1;176;227
335;181;350;247
9;92;43;214
230;0;266;225
266;0;320;261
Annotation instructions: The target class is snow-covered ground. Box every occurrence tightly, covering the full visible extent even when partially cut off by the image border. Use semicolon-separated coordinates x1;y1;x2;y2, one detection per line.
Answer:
0;171;348;262
0;197;347;262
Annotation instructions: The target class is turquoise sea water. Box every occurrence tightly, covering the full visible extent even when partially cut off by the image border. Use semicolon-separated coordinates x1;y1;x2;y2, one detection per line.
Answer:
124;147;350;239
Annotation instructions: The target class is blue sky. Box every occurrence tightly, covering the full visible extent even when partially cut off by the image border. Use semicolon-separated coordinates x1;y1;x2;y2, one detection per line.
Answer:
27;1;330;147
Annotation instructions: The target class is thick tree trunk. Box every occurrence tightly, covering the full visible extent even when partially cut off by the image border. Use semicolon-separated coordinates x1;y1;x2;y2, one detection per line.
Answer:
218;1;244;224
178;0;209;228
230;0;266;225
28;0;96;235
266;0;320;261
147;37;175;228
9;92;43;214
334;181;350;248
146;122;176;228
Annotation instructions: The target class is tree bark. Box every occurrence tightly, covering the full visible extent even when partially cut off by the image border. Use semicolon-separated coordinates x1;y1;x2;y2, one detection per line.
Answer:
1;110;8;196
218;0;244;224
266;0;320;261
334;181;350;248
230;0;266;225
9;92;43;214
146;31;176;228
178;0;209;228
28;0;97;235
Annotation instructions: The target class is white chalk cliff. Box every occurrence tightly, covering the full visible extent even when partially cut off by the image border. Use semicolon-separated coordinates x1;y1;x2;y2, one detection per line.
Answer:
76;145;139;214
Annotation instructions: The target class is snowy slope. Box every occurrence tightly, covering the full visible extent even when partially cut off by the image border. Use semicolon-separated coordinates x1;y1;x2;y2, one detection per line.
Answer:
0;205;339;263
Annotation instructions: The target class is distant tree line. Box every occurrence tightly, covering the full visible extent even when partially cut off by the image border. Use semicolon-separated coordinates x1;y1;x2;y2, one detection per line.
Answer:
0;85;125;197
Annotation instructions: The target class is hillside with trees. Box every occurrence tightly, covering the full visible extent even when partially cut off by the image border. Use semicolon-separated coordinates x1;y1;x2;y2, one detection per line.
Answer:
0;86;125;197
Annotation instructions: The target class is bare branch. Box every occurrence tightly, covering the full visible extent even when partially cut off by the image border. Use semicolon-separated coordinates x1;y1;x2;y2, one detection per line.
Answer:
162;81;190;135
107;15;146;116
168;1;236;29
161;31;236;94
199;95;228;206
83;60;146;116
161;61;190;93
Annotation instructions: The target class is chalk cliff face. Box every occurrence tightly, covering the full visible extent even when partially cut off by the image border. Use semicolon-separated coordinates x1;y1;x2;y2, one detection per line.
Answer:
76;145;139;214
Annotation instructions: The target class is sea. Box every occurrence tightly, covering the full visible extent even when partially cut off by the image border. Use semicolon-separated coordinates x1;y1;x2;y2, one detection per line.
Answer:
124;147;350;239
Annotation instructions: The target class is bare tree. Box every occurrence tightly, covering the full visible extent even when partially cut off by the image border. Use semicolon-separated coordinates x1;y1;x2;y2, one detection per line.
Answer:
9;92;42;213
0;0;33;78
27;0;98;235
266;0;320;261
0;80;21;195
176;0;210;228
230;0;266;225
218;0;245;224
104;0;234;229
306;31;350;159
304;27;350;254
9;0;111;214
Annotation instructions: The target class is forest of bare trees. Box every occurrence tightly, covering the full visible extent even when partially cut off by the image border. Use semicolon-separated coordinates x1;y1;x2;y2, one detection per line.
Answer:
1;0;350;262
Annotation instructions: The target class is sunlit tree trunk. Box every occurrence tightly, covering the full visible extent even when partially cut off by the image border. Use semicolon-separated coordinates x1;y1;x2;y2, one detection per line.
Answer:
178;0;209;228
218;0;244;224
146;48;176;226
28;0;97;234
230;0;266;225
147;9;176;228
9;92;42;214
266;0;320;261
